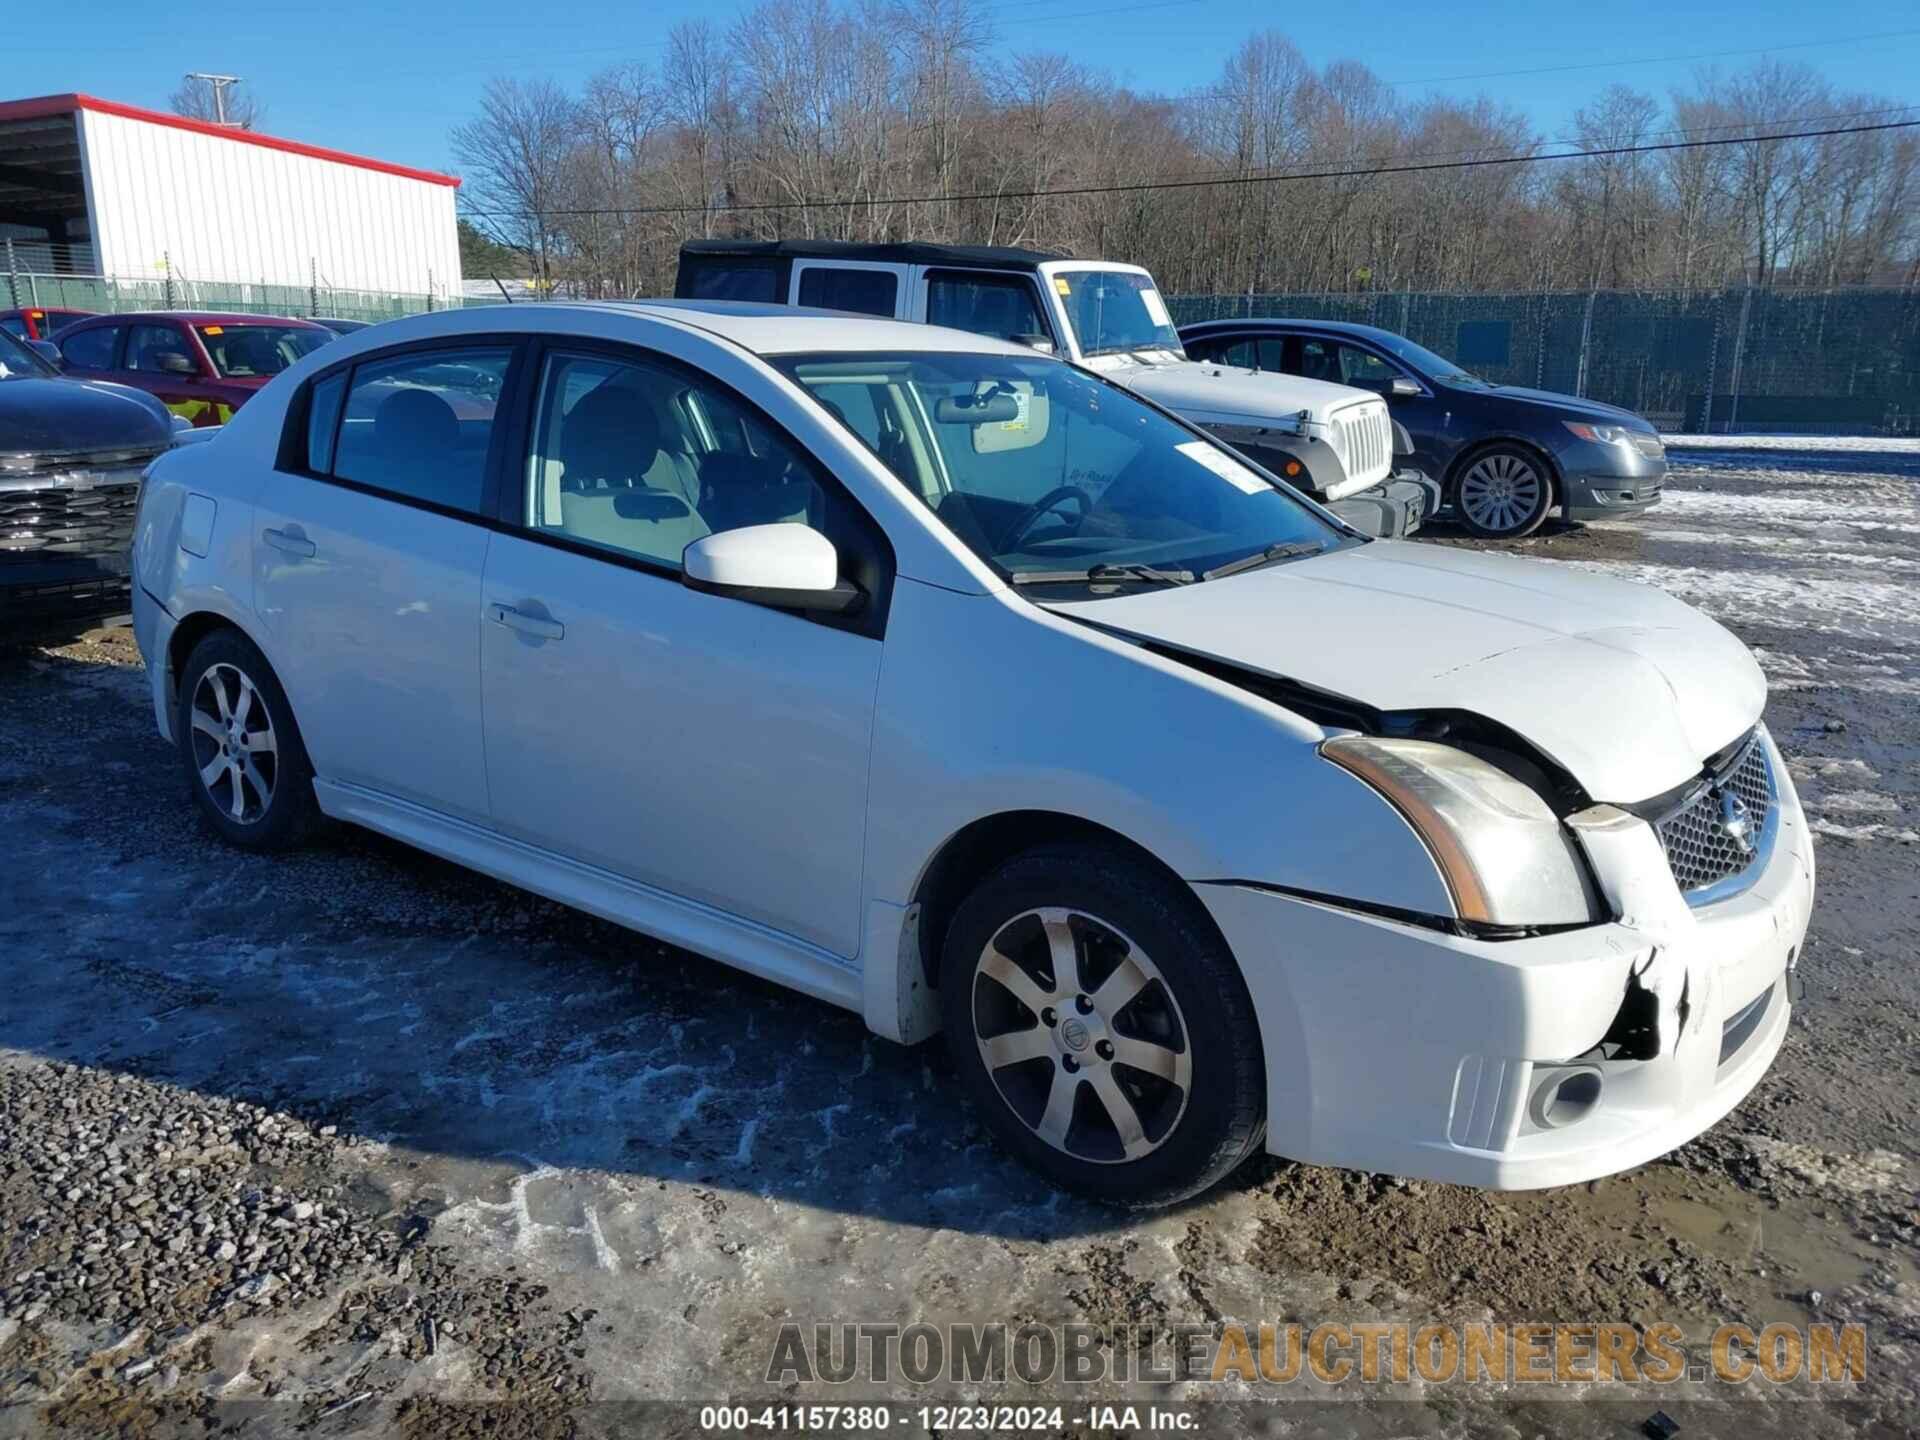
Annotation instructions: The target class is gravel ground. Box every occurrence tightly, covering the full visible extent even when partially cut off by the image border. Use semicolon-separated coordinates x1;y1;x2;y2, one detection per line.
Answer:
1;444;1916;1438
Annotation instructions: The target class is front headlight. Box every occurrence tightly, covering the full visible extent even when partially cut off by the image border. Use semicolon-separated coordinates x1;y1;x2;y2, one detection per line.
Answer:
1561;421;1629;445
1322;736;1599;927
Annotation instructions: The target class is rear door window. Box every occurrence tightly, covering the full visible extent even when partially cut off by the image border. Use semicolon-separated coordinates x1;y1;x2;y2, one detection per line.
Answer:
332;348;512;515
795;266;899;318
59;324;120;371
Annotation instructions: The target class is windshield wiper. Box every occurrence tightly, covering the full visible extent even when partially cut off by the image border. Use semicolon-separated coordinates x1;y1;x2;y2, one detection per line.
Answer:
1009;562;1196;587
1202;541;1323;582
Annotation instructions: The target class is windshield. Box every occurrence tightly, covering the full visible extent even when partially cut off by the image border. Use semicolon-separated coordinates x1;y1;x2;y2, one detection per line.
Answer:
775;351;1343;592
1369;331;1487;387
1054;270;1184;359
195;324;332;379
0;326;57;380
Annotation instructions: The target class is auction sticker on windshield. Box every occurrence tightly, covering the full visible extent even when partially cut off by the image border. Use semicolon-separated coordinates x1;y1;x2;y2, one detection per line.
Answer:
1177;439;1270;495
1140;288;1174;329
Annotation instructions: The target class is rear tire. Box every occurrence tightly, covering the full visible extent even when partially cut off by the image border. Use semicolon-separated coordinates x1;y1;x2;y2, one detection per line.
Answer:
1455;444;1555;539
939;843;1266;1208
176;628;318;851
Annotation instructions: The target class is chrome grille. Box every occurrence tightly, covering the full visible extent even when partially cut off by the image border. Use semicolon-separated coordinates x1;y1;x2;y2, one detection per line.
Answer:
0;453;154;565
1629;431;1665;461
1334;403;1391;482
1655;732;1775;897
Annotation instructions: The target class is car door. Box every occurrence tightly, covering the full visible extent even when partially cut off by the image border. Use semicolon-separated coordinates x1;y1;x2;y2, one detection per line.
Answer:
121;321;230;427
251;340;517;826
478;340;887;959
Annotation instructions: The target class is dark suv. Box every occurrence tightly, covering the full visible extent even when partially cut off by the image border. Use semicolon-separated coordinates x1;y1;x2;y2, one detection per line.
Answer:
0;326;176;632
1180;318;1666;539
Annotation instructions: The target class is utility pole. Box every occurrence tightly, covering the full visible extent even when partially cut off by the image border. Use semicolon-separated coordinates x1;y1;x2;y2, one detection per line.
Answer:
184;74;244;126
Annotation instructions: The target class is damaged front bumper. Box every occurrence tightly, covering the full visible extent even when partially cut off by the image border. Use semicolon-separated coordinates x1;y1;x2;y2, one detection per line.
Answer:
1194;731;1814;1189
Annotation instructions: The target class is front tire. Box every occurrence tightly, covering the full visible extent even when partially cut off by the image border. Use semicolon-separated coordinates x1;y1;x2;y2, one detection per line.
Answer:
1455;444;1555;538
939;844;1266;1208
176;628;318;851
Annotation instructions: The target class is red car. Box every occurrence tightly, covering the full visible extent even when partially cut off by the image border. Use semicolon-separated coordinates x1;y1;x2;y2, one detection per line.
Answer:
53;311;334;427
0;306;95;342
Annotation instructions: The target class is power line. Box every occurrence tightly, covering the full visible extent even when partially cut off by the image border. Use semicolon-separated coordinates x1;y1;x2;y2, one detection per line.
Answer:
1140;103;1920;195
457;116;1920;221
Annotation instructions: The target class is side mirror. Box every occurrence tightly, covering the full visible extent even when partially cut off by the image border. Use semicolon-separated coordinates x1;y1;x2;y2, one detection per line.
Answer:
1010;333;1055;355
1389;376;1422;399
27;339;62;368
158;352;198;375
682;524;865;615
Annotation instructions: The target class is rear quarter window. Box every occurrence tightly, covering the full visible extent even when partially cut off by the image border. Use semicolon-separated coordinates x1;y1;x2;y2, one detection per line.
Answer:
681;261;783;303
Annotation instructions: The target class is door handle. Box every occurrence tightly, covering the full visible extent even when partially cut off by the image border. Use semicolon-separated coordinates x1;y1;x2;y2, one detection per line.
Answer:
262;527;316;558
488;602;564;641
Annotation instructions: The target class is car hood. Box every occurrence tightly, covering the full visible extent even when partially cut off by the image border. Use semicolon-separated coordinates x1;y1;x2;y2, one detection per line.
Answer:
1094;357;1377;426
1468;384;1653;429
1045;541;1764;802
0;376;173;456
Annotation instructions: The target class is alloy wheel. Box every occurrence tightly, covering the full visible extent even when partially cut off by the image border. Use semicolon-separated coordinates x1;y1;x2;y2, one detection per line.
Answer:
1459;452;1544;535
971;907;1192;1164
187;662;278;824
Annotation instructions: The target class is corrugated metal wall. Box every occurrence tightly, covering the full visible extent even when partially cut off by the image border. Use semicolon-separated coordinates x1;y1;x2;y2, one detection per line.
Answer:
77;108;461;302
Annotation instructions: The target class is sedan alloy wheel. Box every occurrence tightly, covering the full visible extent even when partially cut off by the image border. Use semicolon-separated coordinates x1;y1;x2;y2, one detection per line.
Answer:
972;907;1192;1163
188;661;278;824
1458;448;1552;538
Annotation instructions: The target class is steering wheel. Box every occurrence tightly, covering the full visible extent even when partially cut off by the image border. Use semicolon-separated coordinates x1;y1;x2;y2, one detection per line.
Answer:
1002;485;1091;551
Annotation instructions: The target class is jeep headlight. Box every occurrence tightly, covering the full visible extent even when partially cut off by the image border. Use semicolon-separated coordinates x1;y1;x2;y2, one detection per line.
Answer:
1322;736;1598;927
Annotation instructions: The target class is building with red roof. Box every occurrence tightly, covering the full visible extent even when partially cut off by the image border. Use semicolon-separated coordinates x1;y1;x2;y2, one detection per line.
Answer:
0;94;461;304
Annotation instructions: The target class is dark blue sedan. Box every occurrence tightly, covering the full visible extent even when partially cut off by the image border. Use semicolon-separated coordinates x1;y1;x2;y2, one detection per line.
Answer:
1179;318;1666;539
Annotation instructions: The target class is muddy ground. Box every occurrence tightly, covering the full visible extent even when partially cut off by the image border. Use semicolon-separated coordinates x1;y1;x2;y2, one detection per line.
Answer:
1;441;1916;1438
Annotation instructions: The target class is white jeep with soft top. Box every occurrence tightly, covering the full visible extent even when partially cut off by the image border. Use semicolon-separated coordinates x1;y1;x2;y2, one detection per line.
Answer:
675;241;1432;537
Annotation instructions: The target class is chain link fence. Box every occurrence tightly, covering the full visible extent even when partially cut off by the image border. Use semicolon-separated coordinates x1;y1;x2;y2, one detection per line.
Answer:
8;245;1915;435
3;242;492;326
1169;287;1920;436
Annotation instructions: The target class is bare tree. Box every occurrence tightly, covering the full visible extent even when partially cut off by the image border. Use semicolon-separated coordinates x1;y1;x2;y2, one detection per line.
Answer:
452;78;582;288
446;20;1920;300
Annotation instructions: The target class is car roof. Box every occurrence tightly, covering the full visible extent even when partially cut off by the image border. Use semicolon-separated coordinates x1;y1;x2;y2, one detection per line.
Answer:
680;237;1067;270
246;300;1039;365
64;310;330;327
665;298;1047;356
1181;316;1404;343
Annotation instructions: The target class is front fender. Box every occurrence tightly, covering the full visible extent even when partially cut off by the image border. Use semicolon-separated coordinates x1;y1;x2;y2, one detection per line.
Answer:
867;579;1453;916
859;579;1454;1042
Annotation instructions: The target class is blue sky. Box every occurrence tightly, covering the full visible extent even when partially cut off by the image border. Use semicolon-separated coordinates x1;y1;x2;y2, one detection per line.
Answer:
28;0;1920;180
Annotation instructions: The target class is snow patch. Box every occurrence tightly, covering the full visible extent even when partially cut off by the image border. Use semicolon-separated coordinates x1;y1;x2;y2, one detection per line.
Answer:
1664;434;1920;454
1811;817;1920;844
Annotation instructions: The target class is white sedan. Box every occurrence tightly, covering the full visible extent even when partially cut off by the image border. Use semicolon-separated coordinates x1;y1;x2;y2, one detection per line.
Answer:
130;301;1813;1206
